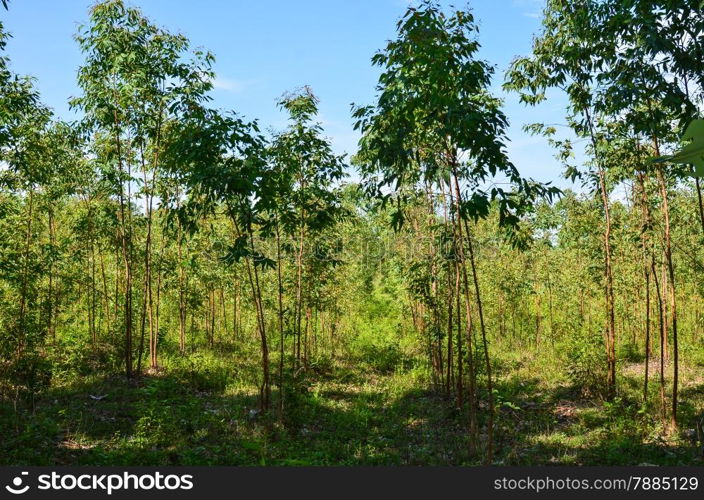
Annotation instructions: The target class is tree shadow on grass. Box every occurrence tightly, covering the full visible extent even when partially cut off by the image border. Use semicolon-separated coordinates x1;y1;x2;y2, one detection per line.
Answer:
491;371;703;465
1;369;477;466
2;364;703;466
0;371;264;465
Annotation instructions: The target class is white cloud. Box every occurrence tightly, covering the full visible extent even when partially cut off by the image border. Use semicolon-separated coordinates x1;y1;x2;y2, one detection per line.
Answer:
512;0;542;20
211;76;256;93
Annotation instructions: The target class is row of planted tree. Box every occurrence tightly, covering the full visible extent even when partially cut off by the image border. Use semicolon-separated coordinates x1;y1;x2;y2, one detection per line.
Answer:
2;0;704;464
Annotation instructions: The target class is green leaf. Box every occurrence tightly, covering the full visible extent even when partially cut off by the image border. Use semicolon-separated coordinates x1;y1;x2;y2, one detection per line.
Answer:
650;119;704;177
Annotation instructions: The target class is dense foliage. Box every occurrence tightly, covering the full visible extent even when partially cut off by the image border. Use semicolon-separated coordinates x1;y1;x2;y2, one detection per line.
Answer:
2;0;704;465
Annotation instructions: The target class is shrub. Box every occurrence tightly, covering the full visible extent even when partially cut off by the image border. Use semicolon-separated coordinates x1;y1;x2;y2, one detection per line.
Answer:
565;328;607;399
0;352;52;406
169;353;231;393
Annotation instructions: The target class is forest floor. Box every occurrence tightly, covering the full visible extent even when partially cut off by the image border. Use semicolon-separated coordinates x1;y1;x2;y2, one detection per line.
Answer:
1;342;703;465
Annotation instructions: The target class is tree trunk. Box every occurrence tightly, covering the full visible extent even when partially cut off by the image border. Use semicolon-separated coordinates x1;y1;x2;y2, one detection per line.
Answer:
655;163;678;430
113;109;133;379
276;221;285;416
597;164;616;400
17;188;34;357
696;177;704;233
449;170;481;459
637;173;652;404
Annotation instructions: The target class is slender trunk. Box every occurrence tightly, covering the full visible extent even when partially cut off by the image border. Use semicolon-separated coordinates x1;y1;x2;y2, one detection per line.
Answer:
136;275;148;374
597;164;617;400
153;227;166;366
294;167;307;373
304;305;311;368
463;215;494;465
450;171;479;458
661;262;669;360
177;205;186;354
696;177;704;233
233;283;239;340
637;173;652;404
583;106;616;399
113;245;120;342
47;207;57;342
535;293;541;347
652;254;667;422
209;288;215;348
547;278;554;341
275;221;285;416
17;188;34;357
249;245;270;411
99;246;110;336
219;288;227;341
231;212;270;411
455;256;463;408
655;162;678;430
113;108;132;379
295;221;305;370
448;183;464;408
643;260;651;404
449;163;494;463
426;184;444;388
140;151;156;370
89;224;97;344
443;189;453;398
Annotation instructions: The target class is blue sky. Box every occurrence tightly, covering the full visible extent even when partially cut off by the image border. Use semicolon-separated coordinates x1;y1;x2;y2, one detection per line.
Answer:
2;0;574;188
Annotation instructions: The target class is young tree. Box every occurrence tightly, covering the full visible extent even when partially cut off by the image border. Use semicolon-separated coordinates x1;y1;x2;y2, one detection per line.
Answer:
506;0;622;399
0;20;55;358
354;0;557;462
165;107;271;409
72;0;214;375
266;87;346;380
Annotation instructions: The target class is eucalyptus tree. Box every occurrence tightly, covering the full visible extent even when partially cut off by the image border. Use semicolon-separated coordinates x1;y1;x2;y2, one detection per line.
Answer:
163;106;271;409
267;87;346;374
535;0;704;428
505;0;625;399
72;165;118;343
0;21;57;358
593;0;703;428
261;135;293;412
34;123;85;344
534;0;702;426
353;0;557;462
635;0;704;232
403;195;447;389
72;0;215;375
652;119;704;424
0;111;55;359
157;151;190;353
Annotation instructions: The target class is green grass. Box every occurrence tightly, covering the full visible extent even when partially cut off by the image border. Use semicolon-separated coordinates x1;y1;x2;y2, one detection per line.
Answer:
1;337;703;465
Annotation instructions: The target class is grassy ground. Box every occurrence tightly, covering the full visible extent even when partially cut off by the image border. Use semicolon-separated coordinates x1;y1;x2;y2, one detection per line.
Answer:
1;340;703;465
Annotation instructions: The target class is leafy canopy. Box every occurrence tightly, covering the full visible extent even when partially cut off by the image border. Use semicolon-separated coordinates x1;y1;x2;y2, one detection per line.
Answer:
353;0;558;234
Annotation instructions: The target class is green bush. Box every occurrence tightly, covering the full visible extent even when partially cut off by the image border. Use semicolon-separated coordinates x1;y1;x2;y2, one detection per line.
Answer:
50;329;116;379
565;329;607;399
358;342;404;373
619;342;644;363
168;353;231;392
134;406;178;446
1;352;52;405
